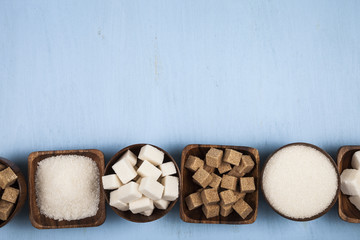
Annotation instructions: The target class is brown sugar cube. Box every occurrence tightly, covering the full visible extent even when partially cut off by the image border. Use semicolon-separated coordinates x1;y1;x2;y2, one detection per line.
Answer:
219;190;237;206
1;187;19;204
220;174;237;191
223;149;243;166
206;148;223;168
228;165;242;178
234;192;246;201
185;155;204;172
240;177;256;193
209;173;222;189
201;188;220;205
0;164;6;171
202;204;220;219
218;162;232;174
0;167;18;189
192;168;213;188
238;155;255;175
220;204;233;217
185;192;203;210
0;200;14;221
233;199;253;219
203;164;215;173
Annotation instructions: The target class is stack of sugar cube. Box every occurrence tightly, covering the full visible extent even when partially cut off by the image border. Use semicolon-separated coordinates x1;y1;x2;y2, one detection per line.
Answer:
102;145;179;217
0;164;19;221
340;151;360;210
185;147;256;219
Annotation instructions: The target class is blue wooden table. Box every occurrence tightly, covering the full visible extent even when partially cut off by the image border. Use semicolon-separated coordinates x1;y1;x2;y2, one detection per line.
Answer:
1;1;360;239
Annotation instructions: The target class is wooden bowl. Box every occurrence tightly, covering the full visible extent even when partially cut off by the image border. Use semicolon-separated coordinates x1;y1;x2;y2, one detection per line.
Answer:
104;144;180;223
337;145;360;223
180;144;260;224
0;157;27;228
261;142;340;221
28;149;106;229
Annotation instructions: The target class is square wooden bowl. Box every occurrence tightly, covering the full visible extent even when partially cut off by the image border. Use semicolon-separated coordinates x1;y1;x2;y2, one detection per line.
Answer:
180;144;259;224
28;149;106;229
338;146;360;223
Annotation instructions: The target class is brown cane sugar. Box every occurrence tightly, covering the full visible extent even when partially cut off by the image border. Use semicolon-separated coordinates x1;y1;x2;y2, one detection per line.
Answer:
206;148;223;168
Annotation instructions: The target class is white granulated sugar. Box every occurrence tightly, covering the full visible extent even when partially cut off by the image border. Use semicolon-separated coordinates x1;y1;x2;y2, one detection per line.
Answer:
35;155;100;221
262;145;338;219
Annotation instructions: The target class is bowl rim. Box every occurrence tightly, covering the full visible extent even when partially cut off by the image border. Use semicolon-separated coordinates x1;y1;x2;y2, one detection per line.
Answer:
179;144;260;224
28;149;106;229
0;157;27;228
260;142;340;222
104;143;180;223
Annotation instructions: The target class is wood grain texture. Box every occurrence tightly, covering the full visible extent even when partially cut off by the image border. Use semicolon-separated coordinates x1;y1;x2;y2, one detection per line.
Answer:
337;146;360;223
0;157;27;228
261;142;340;221
104;143;180;223
180;144;259;224
28;149;106;229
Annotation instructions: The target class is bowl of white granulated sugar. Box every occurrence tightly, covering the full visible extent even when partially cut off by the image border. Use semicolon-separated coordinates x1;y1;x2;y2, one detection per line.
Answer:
261;142;339;221
28;149;106;229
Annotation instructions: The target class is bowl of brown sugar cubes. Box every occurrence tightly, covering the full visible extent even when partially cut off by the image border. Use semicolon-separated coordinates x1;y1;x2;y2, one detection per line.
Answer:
179;144;259;224
0;157;27;228
103;144;180;222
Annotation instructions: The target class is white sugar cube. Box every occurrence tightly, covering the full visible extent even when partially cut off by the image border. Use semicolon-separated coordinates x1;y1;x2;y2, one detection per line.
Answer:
137;160;162;179
159;162;177;177
119;150;137;166
129;197;154;214
349;196;360;211
139;177;164;200
161;176;179;201
112;159;137;184
138;145;164;166
340;169;360;196
154;199;170;210
111;182;142;203
141;208;154;216
102;174;122;190
110;191;129;211
352;151;360;169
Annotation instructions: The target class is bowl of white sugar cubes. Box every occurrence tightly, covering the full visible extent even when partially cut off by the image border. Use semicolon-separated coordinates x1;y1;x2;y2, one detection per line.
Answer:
103;144;180;222
338;146;360;223
261;143;339;221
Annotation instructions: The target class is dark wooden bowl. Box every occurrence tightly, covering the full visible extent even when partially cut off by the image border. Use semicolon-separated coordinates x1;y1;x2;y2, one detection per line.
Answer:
337;145;360;223
104;144;180;223
0;157;27;228
180;144;259;224
261;142;340;221
28;149;106;229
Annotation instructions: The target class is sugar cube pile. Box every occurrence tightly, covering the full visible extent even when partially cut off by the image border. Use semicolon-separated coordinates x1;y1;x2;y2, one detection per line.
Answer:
102;145;179;217
340;150;360;211
0;164;19;221
185;147;256;219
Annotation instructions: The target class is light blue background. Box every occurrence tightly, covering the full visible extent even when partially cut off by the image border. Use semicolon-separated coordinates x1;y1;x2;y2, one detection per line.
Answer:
1;0;360;239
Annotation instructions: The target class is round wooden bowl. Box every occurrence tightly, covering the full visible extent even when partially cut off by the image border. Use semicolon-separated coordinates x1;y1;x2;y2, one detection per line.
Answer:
104;144;180;223
0;157;27;228
260;142;340;221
